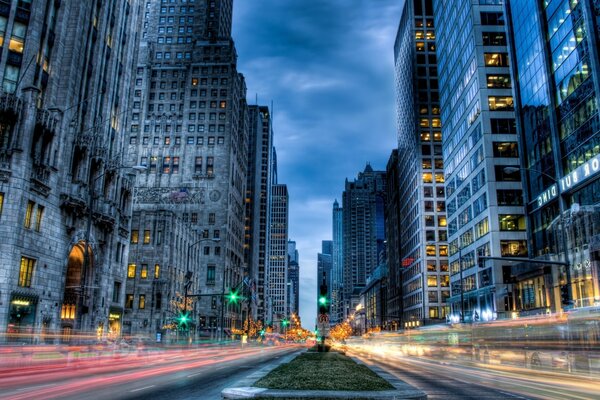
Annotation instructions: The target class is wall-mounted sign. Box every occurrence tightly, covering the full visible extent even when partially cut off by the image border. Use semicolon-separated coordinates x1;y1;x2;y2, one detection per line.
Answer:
535;153;600;209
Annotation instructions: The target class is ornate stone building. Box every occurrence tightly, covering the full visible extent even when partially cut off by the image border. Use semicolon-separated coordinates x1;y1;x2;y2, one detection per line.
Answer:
126;0;250;338
0;0;141;340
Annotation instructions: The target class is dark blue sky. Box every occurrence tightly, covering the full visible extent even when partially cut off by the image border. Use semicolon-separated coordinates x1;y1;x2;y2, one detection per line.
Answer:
232;1;402;327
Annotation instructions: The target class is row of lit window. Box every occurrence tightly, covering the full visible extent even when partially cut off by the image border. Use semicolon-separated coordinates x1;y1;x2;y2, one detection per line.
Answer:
130;135;225;146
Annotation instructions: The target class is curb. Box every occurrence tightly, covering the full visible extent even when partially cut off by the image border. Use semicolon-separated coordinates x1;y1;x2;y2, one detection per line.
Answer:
221;351;427;399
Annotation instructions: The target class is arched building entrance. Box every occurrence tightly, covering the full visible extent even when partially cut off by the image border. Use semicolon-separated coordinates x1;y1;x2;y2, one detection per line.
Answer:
61;241;93;339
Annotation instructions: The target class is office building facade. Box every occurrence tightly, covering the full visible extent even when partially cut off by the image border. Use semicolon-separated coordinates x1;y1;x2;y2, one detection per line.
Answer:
267;183;288;330
385;150;402;329
506;0;600;312
287;240;300;317
331;200;344;323
394;0;449;326
434;0;526;322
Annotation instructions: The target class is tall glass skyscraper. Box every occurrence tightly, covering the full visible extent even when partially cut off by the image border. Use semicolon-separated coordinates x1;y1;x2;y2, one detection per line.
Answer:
434;0;526;322
506;0;600;312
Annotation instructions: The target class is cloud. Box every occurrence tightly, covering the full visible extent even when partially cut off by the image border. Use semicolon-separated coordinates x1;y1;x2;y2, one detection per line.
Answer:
233;0;402;327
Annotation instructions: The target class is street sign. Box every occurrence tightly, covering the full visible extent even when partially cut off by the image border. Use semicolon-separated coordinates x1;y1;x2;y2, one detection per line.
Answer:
318;314;329;323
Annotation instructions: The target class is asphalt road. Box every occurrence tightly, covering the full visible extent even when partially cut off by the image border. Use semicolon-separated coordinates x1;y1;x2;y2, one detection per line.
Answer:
350;350;600;400
0;344;302;400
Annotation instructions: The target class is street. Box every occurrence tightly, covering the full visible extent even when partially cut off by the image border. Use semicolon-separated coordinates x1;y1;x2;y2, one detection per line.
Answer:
351;350;600;400
0;344;302;400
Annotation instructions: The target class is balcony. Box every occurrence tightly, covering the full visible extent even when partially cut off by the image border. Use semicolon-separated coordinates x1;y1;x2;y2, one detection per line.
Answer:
60;181;87;215
30;165;51;197
36;108;58;133
0;92;23;116
95;201;116;231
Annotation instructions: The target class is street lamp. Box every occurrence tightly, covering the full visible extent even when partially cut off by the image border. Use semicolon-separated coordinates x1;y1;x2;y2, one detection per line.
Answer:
503;166;572;310
78;164;146;332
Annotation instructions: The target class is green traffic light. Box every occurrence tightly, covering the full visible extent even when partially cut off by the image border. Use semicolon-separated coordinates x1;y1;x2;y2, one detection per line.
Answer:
177;311;190;327
318;296;327;305
227;290;240;304
282;319;289;326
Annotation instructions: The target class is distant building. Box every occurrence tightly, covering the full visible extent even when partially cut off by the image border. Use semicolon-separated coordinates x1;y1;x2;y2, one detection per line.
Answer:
126;0;250;338
317;241;333;322
331;200;344;324
434;0;525;322
246;105;274;324
287;240;300;317
385;150;402;330
394;0;449;326
0;0;140;339
505;0;600;313
267;183;289;331
342;164;386;319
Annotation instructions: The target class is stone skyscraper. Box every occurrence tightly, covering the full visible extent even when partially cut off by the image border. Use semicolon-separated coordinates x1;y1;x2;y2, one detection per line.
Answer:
342;164;386;318
394;0;449;326
124;0;250;339
435;0;525;322
0;1;141;338
245;105;274;325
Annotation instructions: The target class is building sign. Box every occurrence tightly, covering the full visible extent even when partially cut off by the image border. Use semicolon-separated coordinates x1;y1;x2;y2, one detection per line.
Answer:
535;153;600;208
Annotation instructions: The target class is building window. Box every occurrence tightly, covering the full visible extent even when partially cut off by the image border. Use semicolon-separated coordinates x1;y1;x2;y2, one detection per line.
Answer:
207;265;215;285
495;165;521;181
500;240;528;257
488;96;514;111
9;22;27;53
24;201;34;229
427;275;438;287
484;53;509;67
493;142;519;158
499;214;526;231
127;264;136;278
139;295;146;309
0;192;4;217
34;205;44;232
131;230;139;244
482;31;506;46
125;294;134;309
143;230;151;244
113;282;121;303
141;264;148;279
491;118;516;134
497;190;523;206
486;74;511;88
18;256;35;287
480;12;504;25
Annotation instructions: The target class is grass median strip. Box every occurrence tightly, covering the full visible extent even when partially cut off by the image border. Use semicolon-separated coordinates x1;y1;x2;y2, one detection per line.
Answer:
254;351;394;391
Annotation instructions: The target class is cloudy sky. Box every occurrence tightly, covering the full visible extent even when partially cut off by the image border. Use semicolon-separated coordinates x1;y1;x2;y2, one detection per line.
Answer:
232;1;402;327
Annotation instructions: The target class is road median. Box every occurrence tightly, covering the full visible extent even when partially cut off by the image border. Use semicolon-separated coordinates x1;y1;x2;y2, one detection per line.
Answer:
221;349;426;399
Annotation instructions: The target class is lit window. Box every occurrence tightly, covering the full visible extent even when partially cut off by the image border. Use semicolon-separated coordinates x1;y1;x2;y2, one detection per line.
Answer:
139;295;146;309
427;275;438;287
141;265;148;279
0;192;4;217
488;96;514;111
9;22;27;53
0;16;6;47
125;294;134;308
18;256;35;287
34;205;44;232
131;230;139;244
143;230;151;244
499;214;526;231
24;200;34;229
426;245;436;256
154;264;161;279
127;264;136;278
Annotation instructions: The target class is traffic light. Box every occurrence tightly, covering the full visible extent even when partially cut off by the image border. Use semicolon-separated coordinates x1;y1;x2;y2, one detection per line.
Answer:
281;319;289;327
176;311;190;329
226;289;240;304
318;284;328;314
560;285;571;306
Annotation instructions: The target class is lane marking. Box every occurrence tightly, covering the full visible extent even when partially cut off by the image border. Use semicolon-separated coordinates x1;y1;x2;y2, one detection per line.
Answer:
130;385;155;392
187;372;203;377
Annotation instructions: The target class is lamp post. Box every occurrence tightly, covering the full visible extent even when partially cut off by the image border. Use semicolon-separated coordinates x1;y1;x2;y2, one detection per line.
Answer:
503;166;572;311
77;164;146;333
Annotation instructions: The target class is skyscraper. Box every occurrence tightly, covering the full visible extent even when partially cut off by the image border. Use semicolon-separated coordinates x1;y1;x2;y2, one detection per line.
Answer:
246;105;274;324
331;200;344;324
267;183;289;330
0;0;140;338
126;0;250;338
394;0;449;326
385;150;403;329
505;0;600;312
317;240;333;318
287;240;300;317
434;0;525;322
342;164;386;318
